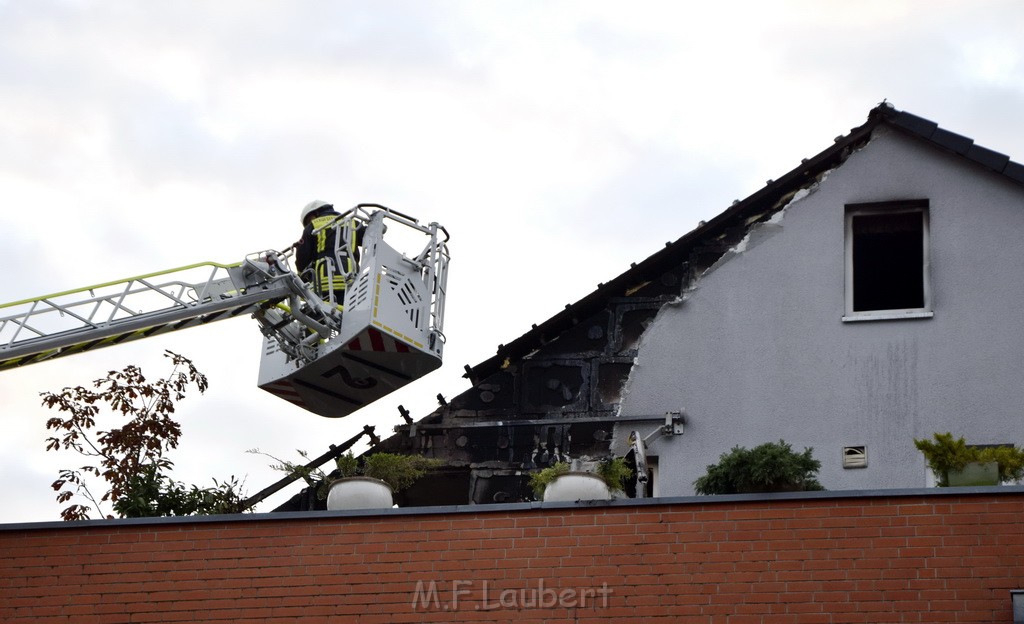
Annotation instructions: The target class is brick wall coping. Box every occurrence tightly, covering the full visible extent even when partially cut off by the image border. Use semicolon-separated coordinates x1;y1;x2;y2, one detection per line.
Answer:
4;484;1022;533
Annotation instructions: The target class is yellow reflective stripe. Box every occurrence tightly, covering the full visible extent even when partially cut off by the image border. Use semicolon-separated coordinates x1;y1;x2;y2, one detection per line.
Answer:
371;320;424;349
318;278;346;289
315;262;346;290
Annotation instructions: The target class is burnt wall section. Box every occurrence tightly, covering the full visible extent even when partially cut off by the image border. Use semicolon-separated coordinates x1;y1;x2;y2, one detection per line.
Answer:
371;292;680;505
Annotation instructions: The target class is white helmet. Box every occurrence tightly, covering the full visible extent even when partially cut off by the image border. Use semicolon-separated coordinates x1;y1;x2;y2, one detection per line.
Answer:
300;200;332;225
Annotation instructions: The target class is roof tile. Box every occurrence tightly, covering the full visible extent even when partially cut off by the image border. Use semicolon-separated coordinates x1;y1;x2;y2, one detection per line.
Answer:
1002;161;1024;185
889;110;938;137
966;144;1010;172
930;128;974;155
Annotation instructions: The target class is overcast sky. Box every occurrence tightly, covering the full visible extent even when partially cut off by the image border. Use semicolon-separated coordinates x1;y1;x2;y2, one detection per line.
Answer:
2;1;1023;524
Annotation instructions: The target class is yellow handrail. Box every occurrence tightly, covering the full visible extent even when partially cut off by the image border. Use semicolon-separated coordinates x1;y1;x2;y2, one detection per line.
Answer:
0;261;243;310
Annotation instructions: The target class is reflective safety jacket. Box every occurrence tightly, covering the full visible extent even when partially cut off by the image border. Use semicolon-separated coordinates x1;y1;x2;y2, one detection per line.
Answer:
295;212;364;302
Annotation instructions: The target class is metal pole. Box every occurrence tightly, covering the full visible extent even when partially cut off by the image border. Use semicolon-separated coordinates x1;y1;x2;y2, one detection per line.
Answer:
238;425;379;511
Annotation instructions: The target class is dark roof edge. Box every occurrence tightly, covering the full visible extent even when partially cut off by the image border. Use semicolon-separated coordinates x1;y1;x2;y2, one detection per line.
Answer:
879;105;1024;183
465;103;1024;382
4;485;1022;532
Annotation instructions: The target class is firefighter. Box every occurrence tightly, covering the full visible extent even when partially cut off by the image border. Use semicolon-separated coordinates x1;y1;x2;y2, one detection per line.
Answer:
294;200;364;307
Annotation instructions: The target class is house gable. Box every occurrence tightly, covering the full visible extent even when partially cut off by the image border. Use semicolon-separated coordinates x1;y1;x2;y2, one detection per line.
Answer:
624;125;1024;494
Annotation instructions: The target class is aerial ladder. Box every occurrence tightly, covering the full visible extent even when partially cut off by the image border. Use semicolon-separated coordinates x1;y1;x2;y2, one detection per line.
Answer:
0;204;450;418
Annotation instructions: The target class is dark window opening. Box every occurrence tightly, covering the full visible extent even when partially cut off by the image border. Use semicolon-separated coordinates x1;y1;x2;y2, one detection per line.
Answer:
596;362;631;405
847;204;928;314
616;309;655;354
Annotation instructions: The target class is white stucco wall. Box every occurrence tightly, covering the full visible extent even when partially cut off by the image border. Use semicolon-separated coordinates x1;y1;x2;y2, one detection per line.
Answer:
619;128;1024;495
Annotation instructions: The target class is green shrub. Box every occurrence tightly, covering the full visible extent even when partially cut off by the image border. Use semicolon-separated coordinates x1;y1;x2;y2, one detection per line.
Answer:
361;453;442;492
529;462;570;498
596;457;634;493
334;452;360;478
694;440;824;495
914;432;1024;486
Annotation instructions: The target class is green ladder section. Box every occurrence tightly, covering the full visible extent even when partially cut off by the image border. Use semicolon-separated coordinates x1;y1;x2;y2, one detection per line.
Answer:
0;261;291;371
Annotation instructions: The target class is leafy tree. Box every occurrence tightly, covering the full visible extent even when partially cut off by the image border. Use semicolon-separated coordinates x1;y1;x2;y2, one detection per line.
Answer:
42;351;245;521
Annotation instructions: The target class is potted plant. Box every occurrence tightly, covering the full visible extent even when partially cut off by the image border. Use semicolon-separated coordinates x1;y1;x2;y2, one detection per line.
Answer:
693;440;825;495
253;448;440;510
326;452;442;510
529;457;633;502
913;432;1024;487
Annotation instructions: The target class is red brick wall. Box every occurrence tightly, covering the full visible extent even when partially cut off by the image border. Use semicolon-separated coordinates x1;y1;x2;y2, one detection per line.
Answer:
2;491;1023;623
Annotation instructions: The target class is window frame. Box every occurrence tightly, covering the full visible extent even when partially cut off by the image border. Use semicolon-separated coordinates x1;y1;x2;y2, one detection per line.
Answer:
843;199;933;322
